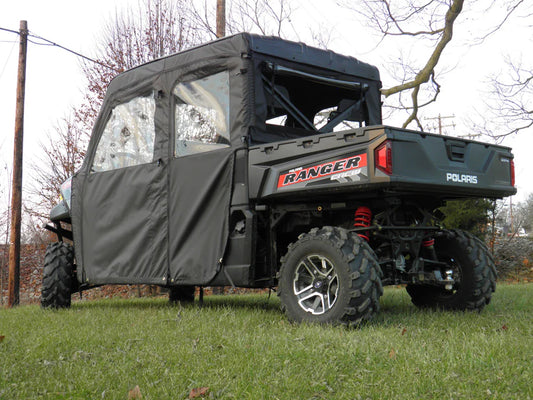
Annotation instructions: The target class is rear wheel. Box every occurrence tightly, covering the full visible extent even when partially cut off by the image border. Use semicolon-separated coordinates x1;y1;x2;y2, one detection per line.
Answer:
406;229;496;311
169;285;195;304
278;226;383;327
41;242;75;309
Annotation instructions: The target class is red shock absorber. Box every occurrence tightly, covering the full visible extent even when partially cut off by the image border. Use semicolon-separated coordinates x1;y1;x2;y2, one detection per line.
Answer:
422;238;435;247
422;238;437;260
354;206;372;242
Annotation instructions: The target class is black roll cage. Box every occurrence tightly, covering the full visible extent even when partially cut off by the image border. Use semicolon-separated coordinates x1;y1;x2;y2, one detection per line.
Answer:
261;62;369;134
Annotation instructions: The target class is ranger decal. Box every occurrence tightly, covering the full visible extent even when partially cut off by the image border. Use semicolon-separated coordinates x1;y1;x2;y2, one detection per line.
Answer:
278;154;368;188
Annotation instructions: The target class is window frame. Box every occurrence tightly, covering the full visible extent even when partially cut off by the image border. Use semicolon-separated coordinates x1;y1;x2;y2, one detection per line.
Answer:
90;91;157;173
172;70;231;158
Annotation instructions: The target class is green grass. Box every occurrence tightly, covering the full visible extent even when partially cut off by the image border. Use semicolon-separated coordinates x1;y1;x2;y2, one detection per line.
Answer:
1;284;532;400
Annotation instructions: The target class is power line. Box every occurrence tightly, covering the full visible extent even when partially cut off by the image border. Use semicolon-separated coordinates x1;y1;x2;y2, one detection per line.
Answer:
27;32;120;72
0;27;19;35
0;25;120;73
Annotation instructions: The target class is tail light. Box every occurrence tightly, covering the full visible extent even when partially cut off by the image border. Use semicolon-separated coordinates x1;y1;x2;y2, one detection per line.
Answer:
375;140;393;175
510;159;515;187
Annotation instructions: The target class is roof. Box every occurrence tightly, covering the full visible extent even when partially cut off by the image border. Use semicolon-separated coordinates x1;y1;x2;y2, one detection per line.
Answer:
105;33;381;94
247;34;380;81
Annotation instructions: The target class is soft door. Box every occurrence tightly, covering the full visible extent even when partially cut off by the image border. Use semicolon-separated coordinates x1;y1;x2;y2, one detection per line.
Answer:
77;93;168;285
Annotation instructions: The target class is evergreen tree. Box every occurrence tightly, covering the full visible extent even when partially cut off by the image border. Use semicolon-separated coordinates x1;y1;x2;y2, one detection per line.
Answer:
440;198;493;238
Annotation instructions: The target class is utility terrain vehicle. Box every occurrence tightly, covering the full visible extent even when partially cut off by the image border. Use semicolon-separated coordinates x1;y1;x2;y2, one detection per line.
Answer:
42;33;516;326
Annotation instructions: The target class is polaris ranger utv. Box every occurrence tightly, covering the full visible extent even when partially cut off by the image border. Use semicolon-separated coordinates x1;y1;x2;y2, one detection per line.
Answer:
42;33;516;326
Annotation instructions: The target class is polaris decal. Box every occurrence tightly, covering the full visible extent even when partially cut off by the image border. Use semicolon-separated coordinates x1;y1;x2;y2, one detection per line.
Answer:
446;172;478;184
278;154;368;188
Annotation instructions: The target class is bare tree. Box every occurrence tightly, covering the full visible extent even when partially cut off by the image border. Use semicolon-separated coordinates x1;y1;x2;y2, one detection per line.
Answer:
77;0;202;135
476;60;533;141
29;0;202;229
514;193;533;234
339;0;527;130
0;162;10;240
27;115;86;220
337;0;466;129
192;0;295;40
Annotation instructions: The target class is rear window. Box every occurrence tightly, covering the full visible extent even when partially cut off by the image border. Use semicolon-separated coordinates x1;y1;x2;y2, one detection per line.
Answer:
260;63;370;140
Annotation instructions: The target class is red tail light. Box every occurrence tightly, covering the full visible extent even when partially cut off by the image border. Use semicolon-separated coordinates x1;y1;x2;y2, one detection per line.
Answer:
375;140;393;175
510;159;515;187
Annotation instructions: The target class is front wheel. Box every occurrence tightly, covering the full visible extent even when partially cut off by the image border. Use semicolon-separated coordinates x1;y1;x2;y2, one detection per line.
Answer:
278;226;383;327
406;229;496;311
41;242;75;309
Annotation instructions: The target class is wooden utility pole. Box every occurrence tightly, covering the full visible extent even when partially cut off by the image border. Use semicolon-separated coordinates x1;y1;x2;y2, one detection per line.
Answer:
426;114;455;135
7;20;28;308
216;0;226;38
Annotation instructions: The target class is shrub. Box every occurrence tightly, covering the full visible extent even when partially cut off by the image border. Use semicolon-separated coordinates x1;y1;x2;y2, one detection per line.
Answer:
492;237;533;280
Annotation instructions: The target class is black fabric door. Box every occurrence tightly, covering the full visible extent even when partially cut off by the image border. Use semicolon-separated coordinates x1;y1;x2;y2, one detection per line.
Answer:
79;163;168;284
167;148;233;285
166;70;235;285
74;92;168;285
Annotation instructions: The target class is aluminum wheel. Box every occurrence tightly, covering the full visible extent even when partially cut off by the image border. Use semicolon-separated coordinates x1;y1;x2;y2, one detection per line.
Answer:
279;226;383;325
292;254;339;315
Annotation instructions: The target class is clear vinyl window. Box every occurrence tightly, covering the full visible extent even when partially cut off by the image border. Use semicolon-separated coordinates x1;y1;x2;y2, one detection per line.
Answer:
174;71;230;157
92;94;156;172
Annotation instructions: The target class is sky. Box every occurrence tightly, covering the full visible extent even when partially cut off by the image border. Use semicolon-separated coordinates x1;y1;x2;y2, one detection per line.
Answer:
0;0;531;222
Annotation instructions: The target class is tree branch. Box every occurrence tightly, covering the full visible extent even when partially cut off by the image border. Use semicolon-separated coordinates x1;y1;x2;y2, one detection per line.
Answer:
381;0;463;97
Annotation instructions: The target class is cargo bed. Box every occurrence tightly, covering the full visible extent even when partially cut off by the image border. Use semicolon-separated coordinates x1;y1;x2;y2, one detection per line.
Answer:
249;125;516;202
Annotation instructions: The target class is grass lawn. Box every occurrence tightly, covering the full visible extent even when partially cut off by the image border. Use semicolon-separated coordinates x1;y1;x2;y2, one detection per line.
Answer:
1;284;532;399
